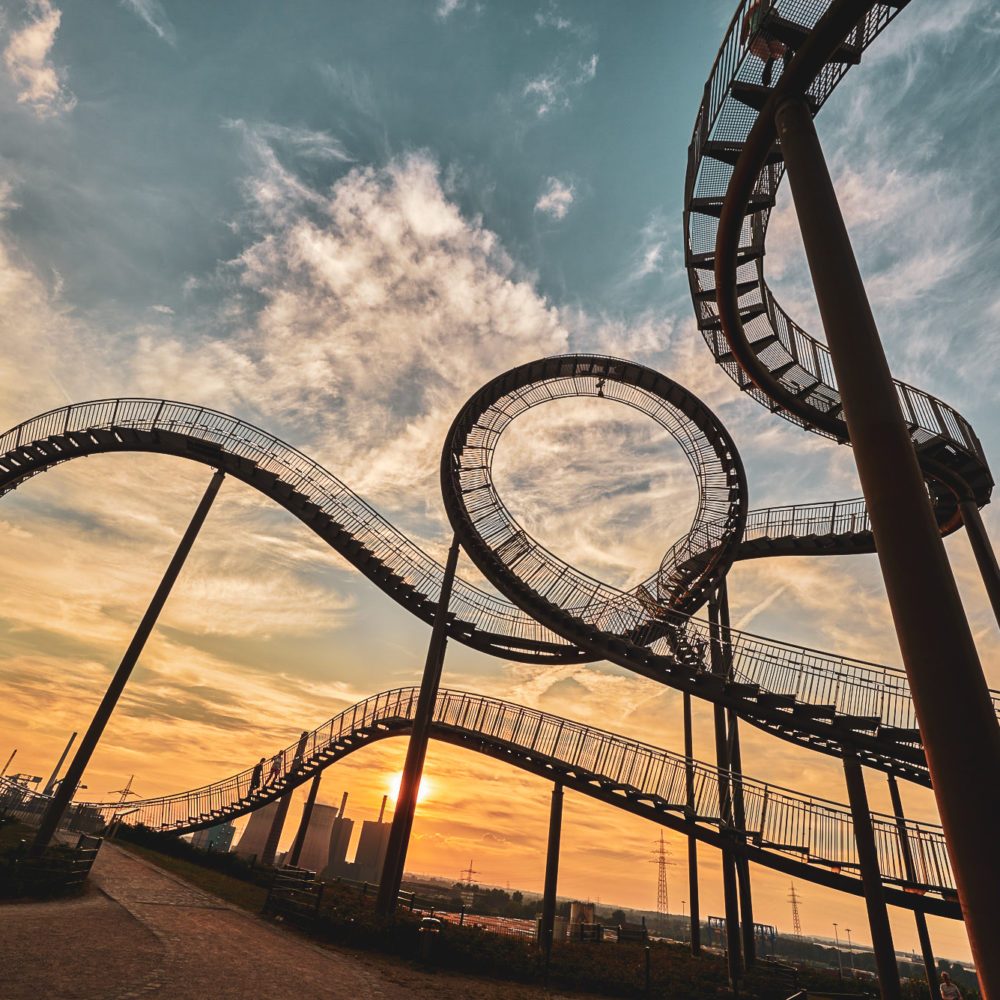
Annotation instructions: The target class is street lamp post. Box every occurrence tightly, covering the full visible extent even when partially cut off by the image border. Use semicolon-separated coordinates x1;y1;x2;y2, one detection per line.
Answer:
846;928;855;977
833;923;844;979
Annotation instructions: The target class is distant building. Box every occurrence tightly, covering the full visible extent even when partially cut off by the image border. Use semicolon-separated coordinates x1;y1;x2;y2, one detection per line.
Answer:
192;822;236;853
320;811;355;879
233;800;280;861
297;802;340;873
350;818;391;883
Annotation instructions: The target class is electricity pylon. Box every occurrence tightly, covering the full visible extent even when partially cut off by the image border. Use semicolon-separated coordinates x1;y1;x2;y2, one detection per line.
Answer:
788;881;803;938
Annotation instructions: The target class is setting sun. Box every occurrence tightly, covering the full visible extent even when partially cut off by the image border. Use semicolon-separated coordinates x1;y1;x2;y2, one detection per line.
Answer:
387;770;433;804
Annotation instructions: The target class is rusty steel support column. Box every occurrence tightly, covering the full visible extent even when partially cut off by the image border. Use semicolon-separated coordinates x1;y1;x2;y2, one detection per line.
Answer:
887;774;938;997
31;469;226;856
776;94;1000;995
288;771;322;868
728;710;755;968
709;588;742;988
261;730;309;866
718;582;755;969
376;535;460;917
843;753;901;999
959;500;1000;629
540;781;564;961
684;691;701;955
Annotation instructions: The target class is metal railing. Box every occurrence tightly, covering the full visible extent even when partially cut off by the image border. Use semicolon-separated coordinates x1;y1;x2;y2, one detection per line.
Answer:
684;0;988;475
4;687;956;900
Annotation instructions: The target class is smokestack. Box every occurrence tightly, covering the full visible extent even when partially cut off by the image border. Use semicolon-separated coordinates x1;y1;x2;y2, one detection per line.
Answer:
338;791;348;818
378;794;387;823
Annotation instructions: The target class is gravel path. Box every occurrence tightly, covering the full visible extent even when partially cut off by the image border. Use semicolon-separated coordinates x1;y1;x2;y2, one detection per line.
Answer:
0;844;587;1000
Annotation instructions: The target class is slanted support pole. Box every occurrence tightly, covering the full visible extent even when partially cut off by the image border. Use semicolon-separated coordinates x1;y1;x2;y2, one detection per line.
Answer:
683;691;701;955
288;771;322;868
959;500;1000;629
728;710;755;968
31;469;226;856
843;753;900;999
709;586;742;988
776;93;1000;994
261;730;309;866
718;582;755;969
376;535;460;916
540;781;563;961
887;774;938;997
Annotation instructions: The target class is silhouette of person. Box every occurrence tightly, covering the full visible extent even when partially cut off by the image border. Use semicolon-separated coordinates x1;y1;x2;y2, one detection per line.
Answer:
249;757;265;794
740;0;786;88
267;754;283;784
940;973;962;1000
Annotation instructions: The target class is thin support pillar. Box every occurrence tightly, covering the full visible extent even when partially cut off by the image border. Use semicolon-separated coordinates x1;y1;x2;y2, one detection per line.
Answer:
376;535;461;917
683;692;701;955
42;731;77;796
261;730;309;866
959;500;1000;629
31;469;226;855
718;582;755;969
540;782;563;960
843;753;900;1000
288;771;322;868
728;710;755;968
776;94;1000;993
709;588;742;987
887;774;937;997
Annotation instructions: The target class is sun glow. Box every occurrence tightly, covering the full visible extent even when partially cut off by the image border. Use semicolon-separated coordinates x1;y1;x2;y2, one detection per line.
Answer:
388;770;433;804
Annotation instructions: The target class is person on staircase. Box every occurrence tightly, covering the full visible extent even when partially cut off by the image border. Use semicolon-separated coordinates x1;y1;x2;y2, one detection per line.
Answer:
249;757;265;796
267;753;283;785
740;0;787;88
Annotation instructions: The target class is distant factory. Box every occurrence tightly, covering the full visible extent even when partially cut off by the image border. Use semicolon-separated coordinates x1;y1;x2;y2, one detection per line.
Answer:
217;788;391;885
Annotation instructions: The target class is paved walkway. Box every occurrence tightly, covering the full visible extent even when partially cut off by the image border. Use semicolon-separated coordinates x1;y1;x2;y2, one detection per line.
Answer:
0;844;584;1000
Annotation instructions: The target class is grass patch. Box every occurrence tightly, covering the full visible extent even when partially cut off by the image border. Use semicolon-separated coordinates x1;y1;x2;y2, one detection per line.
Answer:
115;840;268;912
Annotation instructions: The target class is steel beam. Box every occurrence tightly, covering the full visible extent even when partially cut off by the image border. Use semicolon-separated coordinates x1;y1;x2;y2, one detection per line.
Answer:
887;774;937;996
684;691;701;955
709;588;742;986
775;93;1000;996
288;771;322;868
42;731;77;797
843;753;901;999
261;730;309;866
540;781;563;960
959;500;1000;629
376;535;461;916
31;469;225;856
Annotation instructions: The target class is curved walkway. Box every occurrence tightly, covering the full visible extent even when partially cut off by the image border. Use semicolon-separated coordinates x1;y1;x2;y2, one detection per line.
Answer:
0;844;583;1000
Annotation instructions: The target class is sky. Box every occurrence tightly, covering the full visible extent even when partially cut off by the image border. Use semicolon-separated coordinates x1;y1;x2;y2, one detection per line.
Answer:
0;0;998;967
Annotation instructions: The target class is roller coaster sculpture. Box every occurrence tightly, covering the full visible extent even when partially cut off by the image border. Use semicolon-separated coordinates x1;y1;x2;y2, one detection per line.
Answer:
2;0;998;994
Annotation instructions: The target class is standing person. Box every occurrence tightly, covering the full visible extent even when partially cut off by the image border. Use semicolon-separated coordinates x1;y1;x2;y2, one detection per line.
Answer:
940;973;962;1000
249;757;265;795
267;753;283;784
740;0;786;88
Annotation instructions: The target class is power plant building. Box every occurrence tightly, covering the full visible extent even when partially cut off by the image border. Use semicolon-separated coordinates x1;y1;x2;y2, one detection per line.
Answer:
233;800;279;861
296;802;340;873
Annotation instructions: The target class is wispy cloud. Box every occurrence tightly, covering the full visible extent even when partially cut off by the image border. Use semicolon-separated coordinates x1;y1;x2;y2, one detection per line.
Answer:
121;0;177;46
435;0;465;20
2;0;76;118
523;52;598;117
534;176;575;220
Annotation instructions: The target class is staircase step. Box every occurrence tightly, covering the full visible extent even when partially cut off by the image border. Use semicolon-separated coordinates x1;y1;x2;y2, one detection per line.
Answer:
833;714;881;732
690;193;775;219
757;692;796;709
765;15;862;64
693;279;759;304
701;140;783;167
792;703;836;720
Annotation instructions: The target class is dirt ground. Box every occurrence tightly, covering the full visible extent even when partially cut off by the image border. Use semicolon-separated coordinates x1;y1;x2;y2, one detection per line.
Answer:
0;844;592;1000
